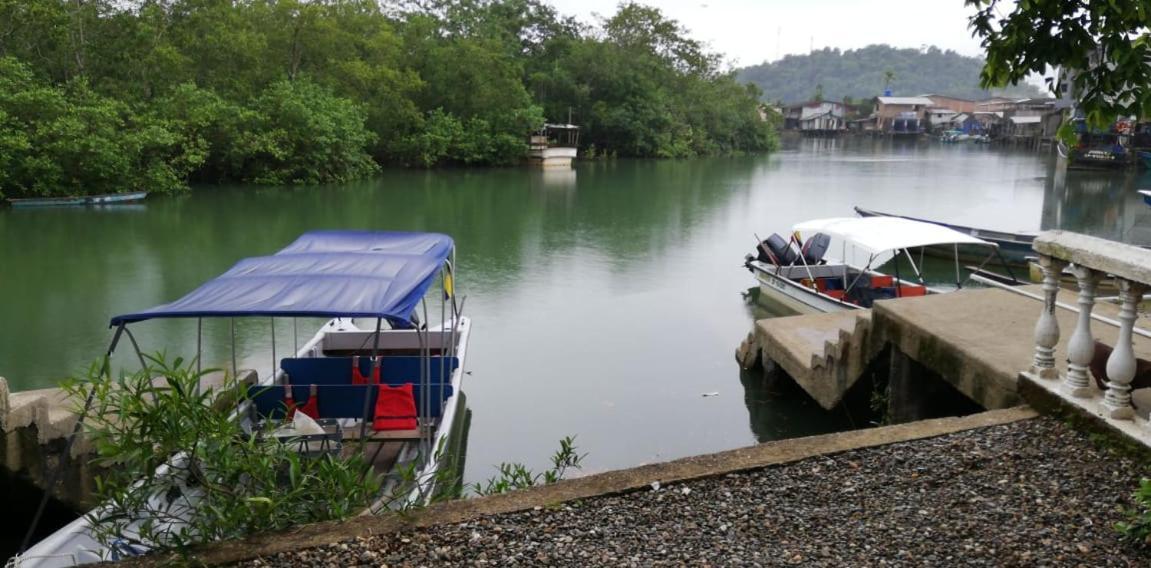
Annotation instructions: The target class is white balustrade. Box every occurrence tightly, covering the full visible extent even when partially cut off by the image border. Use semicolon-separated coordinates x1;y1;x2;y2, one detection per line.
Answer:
1031;255;1066;379
1031;230;1151;429
1103;279;1147;420
1063;264;1099;397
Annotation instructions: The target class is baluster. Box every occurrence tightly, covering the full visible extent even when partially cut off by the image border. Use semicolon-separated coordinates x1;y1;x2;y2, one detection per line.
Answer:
1103;278;1147;420
1063;265;1100;397
1031;255;1067;379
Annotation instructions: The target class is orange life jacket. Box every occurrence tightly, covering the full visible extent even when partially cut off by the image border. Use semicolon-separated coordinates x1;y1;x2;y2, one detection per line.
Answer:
284;384;319;420
352;355;381;385
373;383;417;431
297;384;319;419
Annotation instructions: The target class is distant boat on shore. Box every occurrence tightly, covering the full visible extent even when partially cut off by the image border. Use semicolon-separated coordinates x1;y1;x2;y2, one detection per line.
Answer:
5;191;148;209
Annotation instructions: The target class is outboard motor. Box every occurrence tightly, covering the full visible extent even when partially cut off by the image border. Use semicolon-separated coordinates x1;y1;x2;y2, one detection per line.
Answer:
754;233;799;266
800;232;831;264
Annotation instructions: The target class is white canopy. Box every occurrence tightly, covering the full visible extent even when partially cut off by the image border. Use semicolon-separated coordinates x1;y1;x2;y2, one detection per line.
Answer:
793;217;995;257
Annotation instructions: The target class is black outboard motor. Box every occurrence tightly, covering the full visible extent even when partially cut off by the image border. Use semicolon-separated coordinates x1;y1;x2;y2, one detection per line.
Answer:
754;233;799;266
800;232;831;264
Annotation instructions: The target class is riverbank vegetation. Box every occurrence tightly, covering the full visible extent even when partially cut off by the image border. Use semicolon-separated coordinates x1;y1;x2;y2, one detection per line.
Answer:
0;0;776;198
63;356;379;552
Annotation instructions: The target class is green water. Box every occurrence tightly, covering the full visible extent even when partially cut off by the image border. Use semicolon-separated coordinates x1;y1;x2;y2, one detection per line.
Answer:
2;137;1149;484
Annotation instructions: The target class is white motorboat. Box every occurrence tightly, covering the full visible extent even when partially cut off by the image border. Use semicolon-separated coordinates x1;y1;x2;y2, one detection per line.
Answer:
744;217;997;314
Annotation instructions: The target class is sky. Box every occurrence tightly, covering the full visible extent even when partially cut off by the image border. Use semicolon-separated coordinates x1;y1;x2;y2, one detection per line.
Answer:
544;0;990;69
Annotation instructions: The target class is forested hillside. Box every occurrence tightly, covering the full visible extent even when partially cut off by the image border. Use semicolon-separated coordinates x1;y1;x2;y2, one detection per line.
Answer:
0;1;775;198
737;45;1044;104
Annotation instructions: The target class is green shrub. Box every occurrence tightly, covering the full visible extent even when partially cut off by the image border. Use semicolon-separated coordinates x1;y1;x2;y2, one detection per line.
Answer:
472;435;585;496
240;79;379;185
0;57;201;197
1117;478;1151;546
63;354;379;552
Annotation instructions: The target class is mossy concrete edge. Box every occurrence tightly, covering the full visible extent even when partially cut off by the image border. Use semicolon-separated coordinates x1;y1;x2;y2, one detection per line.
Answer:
123;406;1038;567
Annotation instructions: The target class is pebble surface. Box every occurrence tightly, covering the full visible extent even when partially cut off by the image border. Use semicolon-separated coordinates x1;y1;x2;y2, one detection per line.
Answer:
241;418;1150;567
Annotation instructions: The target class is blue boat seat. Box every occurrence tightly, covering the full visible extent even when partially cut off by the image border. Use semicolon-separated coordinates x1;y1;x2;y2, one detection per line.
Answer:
280;356;458;386
247;383;454;421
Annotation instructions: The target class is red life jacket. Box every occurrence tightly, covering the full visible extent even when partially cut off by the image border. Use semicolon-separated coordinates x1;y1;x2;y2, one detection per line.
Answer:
352;355;381;385
373;383;417;431
284;384;319;420
297;384;319;419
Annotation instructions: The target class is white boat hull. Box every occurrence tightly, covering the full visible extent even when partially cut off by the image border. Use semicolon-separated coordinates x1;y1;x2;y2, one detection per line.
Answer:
750;262;857;314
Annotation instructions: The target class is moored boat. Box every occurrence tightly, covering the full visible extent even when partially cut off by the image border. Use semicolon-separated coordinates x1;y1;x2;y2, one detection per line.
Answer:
6;191;149;208
744;217;997;315
14;230;470;566
854;205;1035;265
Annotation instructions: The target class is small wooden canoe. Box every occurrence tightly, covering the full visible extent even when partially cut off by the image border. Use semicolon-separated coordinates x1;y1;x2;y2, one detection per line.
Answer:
6;191;148;208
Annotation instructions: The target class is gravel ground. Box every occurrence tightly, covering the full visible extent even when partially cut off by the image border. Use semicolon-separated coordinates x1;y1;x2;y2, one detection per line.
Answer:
243;417;1150;567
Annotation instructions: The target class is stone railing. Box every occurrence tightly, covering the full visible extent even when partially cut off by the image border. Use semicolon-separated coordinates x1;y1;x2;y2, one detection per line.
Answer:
1028;231;1151;435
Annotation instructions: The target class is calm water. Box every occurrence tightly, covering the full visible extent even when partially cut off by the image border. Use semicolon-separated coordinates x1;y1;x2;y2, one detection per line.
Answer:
2;137;1150;484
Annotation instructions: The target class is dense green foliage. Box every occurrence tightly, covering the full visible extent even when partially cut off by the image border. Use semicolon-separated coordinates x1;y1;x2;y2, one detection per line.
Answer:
736;44;1043;104
63;355;379;551
968;0;1151;124
0;0;775;198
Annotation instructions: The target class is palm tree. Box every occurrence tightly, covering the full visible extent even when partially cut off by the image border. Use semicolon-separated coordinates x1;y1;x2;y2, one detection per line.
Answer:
883;70;895;93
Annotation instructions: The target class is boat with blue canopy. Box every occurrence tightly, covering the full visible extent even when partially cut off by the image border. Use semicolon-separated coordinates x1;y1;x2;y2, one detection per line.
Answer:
15;230;471;567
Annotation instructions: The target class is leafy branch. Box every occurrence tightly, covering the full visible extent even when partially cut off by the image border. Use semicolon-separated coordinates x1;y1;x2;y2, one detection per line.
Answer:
62;354;381;554
471;435;586;496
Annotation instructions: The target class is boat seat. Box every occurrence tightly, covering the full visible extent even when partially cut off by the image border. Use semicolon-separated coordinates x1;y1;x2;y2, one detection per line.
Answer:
898;285;927;297
281;356;458;386
824;289;847;300
819;277;844;291
870;275;894;288
247;383;454;421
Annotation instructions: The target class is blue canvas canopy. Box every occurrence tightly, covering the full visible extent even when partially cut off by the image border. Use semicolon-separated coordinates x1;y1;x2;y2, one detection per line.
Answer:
276;230;453;258
109;231;454;326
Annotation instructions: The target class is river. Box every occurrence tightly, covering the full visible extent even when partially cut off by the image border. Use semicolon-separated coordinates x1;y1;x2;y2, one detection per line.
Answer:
2;137;1149;487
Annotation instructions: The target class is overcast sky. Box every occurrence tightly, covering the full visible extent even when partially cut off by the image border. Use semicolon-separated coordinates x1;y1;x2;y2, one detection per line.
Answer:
545;0;989;69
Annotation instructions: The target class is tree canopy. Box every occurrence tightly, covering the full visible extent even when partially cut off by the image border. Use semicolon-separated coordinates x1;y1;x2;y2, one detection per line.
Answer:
968;0;1151;123
0;0;776;198
736;44;1043;104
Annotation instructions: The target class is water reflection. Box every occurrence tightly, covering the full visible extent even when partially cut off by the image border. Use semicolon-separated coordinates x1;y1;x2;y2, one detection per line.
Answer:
3;141;1143;488
1041;164;1151;245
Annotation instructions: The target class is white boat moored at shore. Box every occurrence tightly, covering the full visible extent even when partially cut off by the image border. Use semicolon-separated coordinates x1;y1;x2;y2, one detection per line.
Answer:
745;217;998;314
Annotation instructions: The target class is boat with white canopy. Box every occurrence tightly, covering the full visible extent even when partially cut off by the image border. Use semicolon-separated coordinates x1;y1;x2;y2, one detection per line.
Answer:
744;217;998;314
13;230;470;567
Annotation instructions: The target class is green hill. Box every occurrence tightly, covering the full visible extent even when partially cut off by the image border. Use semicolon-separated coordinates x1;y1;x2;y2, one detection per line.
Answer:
737;44;1045;104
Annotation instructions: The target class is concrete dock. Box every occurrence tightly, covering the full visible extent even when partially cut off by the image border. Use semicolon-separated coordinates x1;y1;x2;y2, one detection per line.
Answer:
744;284;1151;437
0;370;257;508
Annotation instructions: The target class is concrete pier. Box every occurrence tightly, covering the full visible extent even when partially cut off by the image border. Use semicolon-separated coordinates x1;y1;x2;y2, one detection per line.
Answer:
0;370;258;508
746;310;874;409
745;285;1151;432
0;378;92;507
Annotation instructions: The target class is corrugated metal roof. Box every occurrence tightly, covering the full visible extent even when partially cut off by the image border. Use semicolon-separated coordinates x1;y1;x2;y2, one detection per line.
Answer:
877;96;934;106
1010;116;1042;124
